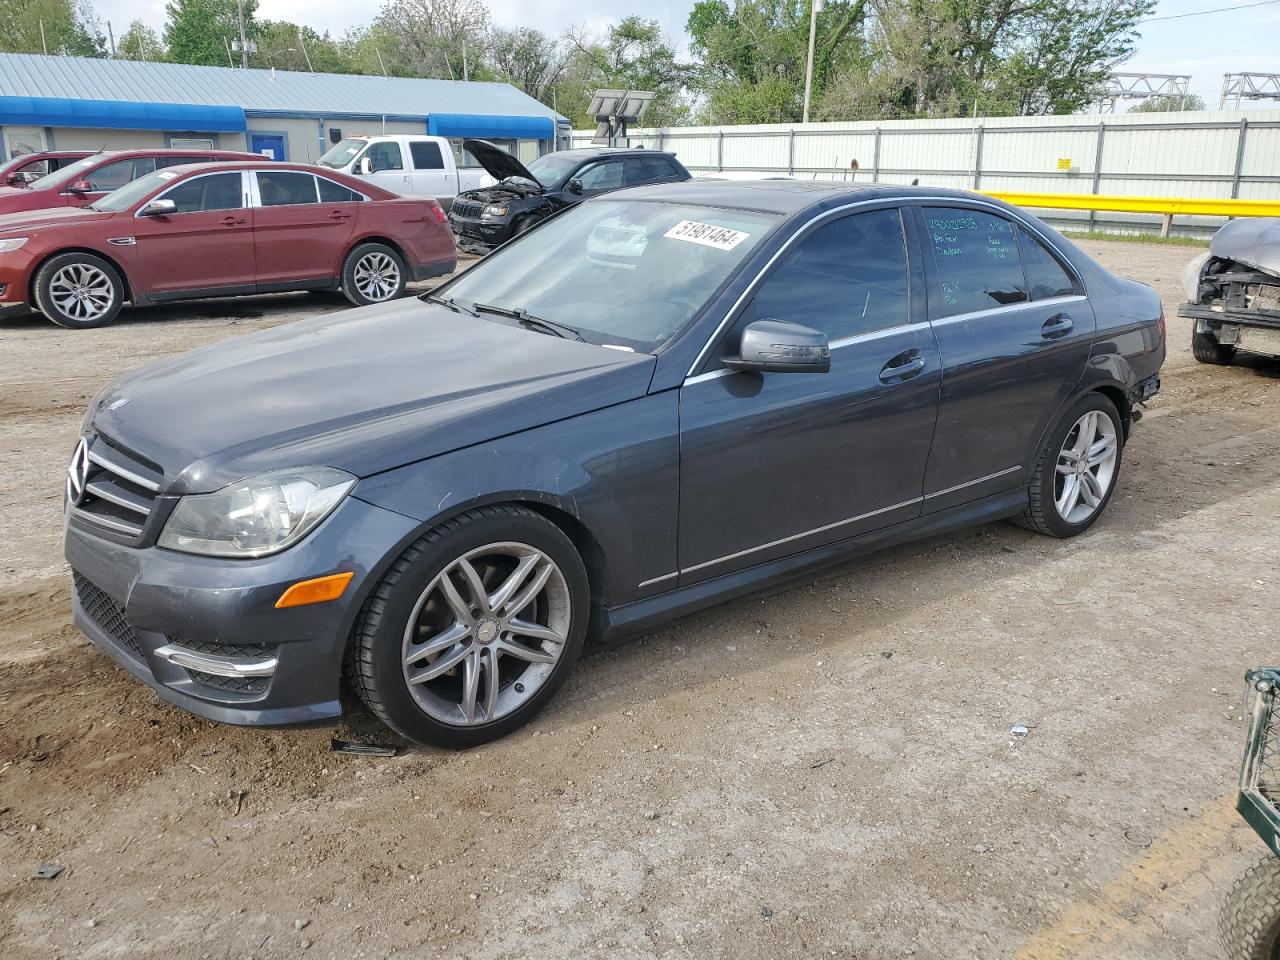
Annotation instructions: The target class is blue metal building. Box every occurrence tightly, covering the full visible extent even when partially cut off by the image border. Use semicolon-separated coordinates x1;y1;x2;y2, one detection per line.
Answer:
0;53;569;166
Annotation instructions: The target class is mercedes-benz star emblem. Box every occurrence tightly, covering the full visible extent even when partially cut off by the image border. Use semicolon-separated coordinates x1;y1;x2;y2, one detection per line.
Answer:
65;438;90;508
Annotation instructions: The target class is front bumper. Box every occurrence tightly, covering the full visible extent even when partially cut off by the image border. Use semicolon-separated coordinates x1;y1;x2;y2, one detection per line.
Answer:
448;212;511;247
66;494;420;726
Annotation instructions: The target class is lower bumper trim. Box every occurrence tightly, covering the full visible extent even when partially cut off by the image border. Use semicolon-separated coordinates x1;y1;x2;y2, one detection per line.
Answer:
155;643;278;678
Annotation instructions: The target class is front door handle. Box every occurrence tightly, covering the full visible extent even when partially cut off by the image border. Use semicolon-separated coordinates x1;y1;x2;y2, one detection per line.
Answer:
1041;313;1073;340
879;349;926;384
221;216;246;226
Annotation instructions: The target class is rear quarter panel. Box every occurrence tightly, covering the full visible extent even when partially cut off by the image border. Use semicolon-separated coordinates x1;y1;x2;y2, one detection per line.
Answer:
355;198;455;272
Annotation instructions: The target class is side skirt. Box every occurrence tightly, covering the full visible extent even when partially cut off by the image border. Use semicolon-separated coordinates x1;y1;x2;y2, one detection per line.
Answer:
599;488;1028;642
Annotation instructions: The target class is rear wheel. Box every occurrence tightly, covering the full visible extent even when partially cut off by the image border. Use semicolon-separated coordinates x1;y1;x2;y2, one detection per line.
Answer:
341;242;406;307
345;505;590;749
1221;856;1280;960
1019;393;1123;538
1193;327;1236;365
33;252;124;329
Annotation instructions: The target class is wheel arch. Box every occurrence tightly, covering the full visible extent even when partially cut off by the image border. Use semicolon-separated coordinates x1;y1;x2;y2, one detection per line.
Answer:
30;246;134;305
343;235;410;273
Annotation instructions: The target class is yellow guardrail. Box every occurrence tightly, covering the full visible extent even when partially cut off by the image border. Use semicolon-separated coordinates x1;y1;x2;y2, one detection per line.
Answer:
979;190;1280;236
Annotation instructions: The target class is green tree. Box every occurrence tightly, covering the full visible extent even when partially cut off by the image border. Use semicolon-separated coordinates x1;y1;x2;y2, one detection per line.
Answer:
688;0;868;123
1129;93;1205;112
253;20;352;73
115;18;164;60
488;27;569;102
373;0;490;79
163;0;256;67
0;0;105;56
563;17;692;126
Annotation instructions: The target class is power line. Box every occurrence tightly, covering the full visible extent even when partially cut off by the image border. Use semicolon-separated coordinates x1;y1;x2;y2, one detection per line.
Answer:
1142;0;1280;23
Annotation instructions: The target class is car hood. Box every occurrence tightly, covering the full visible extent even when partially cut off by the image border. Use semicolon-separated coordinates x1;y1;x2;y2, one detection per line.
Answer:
463;138;540;186
0;187;64;215
88;298;657;495
0;205;115;236
1208;217;1280;276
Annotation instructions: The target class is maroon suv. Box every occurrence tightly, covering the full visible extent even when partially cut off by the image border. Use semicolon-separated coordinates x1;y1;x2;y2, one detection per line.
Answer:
0;148;261;215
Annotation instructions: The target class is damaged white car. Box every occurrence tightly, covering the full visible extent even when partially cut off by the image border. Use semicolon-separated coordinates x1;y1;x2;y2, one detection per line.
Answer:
1180;218;1280;364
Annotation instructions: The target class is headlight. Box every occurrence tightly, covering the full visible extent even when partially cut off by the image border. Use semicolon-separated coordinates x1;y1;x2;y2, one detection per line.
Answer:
482;204;508;217
0;237;28;253
158;467;355;558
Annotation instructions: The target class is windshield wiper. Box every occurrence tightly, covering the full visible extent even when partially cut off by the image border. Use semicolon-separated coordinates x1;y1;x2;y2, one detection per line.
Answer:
424;293;478;317
471;302;585;341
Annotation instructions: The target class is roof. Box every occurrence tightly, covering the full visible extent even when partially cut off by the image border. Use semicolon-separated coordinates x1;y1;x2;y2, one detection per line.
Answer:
620;179;997;215
0;53;566;124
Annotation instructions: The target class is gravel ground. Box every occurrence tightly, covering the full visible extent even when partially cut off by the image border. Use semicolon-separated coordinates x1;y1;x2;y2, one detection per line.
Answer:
1;240;1277;960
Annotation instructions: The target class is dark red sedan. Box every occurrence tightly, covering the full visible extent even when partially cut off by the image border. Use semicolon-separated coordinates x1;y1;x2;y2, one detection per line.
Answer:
0;150;93;188
0;148;262;216
0;161;456;328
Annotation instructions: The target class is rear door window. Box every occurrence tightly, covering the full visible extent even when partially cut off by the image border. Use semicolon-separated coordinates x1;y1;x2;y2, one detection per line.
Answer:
409;141;444;170
1018;227;1077;300
155;155;204;169
257;171;319;206
922;207;1028;316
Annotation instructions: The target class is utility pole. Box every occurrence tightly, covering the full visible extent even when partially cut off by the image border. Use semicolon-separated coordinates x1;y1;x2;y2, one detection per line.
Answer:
236;0;249;68
802;0;823;124
39;19;48;56
106;21;116;58
462;40;469;81
297;25;313;72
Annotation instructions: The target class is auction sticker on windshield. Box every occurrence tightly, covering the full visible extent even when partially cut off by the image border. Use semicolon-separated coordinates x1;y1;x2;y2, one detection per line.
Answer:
663;220;751;250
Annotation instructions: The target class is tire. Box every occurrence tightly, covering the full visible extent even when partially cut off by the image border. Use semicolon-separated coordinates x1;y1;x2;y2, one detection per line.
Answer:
340;242;407;307
1193;327;1236;365
1221;856;1280;960
511;215;541;238
33;252;125;329
345;505;590;749
1019;392;1124;538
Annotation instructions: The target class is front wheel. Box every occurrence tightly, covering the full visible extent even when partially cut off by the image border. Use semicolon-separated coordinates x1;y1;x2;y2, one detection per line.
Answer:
1019;393;1123;538
341;242;407;307
1193;327;1236;365
1221;856;1280;960
33;252;125;329
345;505;590;748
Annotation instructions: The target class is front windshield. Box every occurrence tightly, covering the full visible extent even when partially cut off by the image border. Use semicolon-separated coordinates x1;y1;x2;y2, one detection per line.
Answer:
317;139;366;169
523;153;583;186
440;200;777;352
92;169;184;212
29;155;101;192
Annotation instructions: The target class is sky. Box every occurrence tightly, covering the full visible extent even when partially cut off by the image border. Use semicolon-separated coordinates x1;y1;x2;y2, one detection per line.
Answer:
88;0;1280;110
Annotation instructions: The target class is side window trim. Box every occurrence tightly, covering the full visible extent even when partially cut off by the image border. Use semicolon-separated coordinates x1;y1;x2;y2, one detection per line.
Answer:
695;202;913;374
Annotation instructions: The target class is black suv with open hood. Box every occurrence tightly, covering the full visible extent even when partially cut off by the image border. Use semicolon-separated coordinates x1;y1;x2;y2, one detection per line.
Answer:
448;139;690;249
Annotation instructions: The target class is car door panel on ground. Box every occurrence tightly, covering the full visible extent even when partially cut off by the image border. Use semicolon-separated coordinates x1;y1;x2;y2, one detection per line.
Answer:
912;203;1096;512
678;206;941;584
251;171;359;286
131;171;256;298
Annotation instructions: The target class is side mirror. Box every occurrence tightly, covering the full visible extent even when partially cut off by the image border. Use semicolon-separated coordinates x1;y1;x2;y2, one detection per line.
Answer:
66;179;94;195
724;319;830;374
358;157;374;175
567;178;583;195
4;173;21;186
139;198;177;217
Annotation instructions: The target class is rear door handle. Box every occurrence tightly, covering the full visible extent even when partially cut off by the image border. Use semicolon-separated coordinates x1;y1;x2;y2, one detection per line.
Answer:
328;210;352;221
879;349;926;384
1041;313;1073;339
221;216;246;226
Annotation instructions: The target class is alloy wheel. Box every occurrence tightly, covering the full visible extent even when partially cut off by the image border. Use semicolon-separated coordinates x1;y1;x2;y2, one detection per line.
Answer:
49;263;115;322
1054;410;1118;524
353;252;401;302
401;541;571;726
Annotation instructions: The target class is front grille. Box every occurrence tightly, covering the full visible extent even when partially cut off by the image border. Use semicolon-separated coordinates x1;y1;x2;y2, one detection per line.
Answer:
176;639;276;660
188;671;269;695
73;572;142;659
68;434;162;542
451;199;484;219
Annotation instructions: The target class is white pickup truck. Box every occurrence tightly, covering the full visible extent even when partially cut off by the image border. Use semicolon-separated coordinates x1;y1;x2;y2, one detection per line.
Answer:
315;134;491;209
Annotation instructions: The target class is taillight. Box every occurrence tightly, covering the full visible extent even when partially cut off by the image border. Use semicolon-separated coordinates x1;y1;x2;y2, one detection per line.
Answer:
1158;308;1166;339
429;200;447;225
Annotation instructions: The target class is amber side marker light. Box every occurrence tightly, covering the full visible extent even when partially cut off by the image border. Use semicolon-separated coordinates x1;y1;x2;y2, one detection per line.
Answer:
275;571;355;609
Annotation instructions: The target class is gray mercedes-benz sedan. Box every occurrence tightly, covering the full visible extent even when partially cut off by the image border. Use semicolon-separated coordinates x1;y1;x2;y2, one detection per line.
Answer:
65;181;1165;748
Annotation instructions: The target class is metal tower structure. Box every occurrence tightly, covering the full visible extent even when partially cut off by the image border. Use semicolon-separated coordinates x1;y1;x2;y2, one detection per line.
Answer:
1221;73;1280;108
1095;73;1193;112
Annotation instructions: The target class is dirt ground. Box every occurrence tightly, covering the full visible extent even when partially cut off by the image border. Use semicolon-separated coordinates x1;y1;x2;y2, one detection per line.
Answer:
1;241;1277;960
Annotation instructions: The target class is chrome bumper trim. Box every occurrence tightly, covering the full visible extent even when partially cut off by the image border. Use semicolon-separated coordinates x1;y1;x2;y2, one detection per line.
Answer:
154;644;278;678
